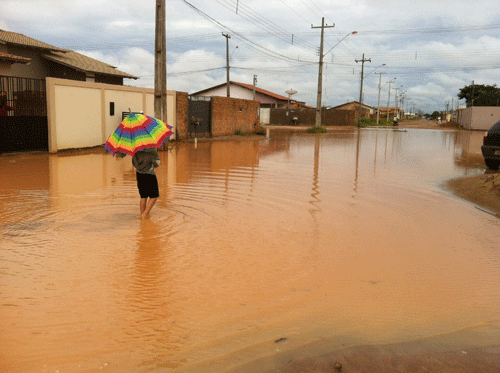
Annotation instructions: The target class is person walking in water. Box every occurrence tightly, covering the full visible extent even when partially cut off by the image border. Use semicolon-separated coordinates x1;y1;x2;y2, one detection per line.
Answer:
132;150;161;218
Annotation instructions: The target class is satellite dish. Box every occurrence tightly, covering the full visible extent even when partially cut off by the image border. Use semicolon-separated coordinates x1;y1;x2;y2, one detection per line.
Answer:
285;89;298;96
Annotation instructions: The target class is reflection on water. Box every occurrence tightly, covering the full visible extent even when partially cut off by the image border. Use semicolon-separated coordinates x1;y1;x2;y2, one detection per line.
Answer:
1;129;499;372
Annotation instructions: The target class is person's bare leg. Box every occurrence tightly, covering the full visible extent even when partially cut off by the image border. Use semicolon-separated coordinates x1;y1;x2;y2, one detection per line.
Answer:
141;197;158;218
140;198;148;214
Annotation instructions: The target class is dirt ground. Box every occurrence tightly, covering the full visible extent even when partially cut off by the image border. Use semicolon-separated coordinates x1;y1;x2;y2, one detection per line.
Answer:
233;321;500;373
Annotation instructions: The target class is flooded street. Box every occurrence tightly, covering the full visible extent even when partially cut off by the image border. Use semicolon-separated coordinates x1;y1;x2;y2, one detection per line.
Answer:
1;128;499;372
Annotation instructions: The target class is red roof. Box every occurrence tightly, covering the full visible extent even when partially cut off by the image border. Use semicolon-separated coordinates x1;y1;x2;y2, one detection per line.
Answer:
192;81;291;102
231;81;290;101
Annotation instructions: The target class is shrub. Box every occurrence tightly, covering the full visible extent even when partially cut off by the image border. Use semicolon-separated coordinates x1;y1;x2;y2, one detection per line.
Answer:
306;126;327;133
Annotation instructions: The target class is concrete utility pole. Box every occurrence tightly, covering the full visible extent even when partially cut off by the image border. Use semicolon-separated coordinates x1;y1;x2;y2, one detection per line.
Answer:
154;0;167;122
394;87;402;119
253;75;257;100
223;33;231;97
355;53;371;126
312;17;335;127
386;79;395;121
375;72;386;125
400;94;405;119
471;80;475;107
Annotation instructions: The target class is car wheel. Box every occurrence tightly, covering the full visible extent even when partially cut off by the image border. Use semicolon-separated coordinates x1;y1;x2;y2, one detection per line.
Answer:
484;159;500;170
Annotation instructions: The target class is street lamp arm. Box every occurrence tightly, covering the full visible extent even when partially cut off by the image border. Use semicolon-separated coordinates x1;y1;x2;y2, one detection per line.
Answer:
323;31;357;57
364;63;386;78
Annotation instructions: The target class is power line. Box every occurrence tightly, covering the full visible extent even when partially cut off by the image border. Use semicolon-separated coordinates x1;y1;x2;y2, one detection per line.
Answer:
299;0;322;19
291;23;500;36
275;0;313;25
181;0;311;64
214;0;317;51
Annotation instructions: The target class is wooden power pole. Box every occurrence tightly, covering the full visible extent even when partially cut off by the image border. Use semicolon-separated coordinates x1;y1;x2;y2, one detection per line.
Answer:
312;18;335;127
155;0;167;122
222;33;231;97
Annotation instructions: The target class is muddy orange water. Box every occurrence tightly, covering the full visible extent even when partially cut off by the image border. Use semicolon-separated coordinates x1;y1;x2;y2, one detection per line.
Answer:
1;128;499;372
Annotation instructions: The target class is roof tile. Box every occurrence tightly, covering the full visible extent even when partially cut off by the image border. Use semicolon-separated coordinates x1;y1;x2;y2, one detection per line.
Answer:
0;29;66;52
0;29;137;79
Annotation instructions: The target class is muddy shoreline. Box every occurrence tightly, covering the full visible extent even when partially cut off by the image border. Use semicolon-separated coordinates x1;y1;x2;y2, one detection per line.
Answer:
228;321;500;373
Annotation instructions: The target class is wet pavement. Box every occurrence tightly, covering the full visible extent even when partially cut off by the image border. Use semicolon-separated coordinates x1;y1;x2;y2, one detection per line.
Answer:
1;128;499;372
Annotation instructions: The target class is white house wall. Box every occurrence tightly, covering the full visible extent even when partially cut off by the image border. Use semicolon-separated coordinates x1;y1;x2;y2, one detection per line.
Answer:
193;84;279;106
471;107;500;130
457;107;500;130
47;77;177;152
53;84;102;150
104;89;145;139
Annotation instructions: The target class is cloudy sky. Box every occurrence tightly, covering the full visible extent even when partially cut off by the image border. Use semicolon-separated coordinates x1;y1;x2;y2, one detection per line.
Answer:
2;0;500;113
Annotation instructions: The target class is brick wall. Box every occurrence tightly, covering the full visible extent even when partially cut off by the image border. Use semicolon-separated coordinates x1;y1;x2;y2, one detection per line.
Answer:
172;94;259;140
176;91;188;140
270;108;355;126
211;96;260;137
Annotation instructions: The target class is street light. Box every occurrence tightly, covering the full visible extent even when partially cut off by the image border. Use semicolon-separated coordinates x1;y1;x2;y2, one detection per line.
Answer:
324;31;357;57
364;63;386;78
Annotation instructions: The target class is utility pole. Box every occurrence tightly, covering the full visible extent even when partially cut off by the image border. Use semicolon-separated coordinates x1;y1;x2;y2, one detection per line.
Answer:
355;53;371;126
253;75;257;100
376;72;386;125
312;17;335;127
222;33;231;97
154;0;167;122
471;80;474;107
394;87;400;119
386;79;395;121
400;94;405;120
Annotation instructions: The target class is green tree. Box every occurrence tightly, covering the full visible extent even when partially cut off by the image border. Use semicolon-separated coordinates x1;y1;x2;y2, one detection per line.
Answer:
458;84;500;107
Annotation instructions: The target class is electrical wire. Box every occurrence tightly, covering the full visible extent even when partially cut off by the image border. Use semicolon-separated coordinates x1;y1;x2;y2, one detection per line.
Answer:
274;0;313;25
214;0;317;52
181;0;313;64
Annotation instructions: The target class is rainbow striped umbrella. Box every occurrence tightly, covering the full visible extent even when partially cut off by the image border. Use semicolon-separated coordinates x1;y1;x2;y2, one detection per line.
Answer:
105;113;173;157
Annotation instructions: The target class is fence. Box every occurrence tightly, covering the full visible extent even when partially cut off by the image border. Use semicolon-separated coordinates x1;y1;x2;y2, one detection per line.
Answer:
0;75;46;116
269;108;355;126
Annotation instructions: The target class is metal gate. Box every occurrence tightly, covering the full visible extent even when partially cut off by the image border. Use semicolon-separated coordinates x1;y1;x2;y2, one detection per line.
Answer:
188;96;211;138
0;75;48;153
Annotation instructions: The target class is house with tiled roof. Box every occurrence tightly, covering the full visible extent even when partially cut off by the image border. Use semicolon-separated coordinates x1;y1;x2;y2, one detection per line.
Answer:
191;81;312;109
0;29;137;84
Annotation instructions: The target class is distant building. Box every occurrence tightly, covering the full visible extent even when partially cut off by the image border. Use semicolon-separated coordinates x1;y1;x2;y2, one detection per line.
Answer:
191;81;312;109
330;101;377;119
